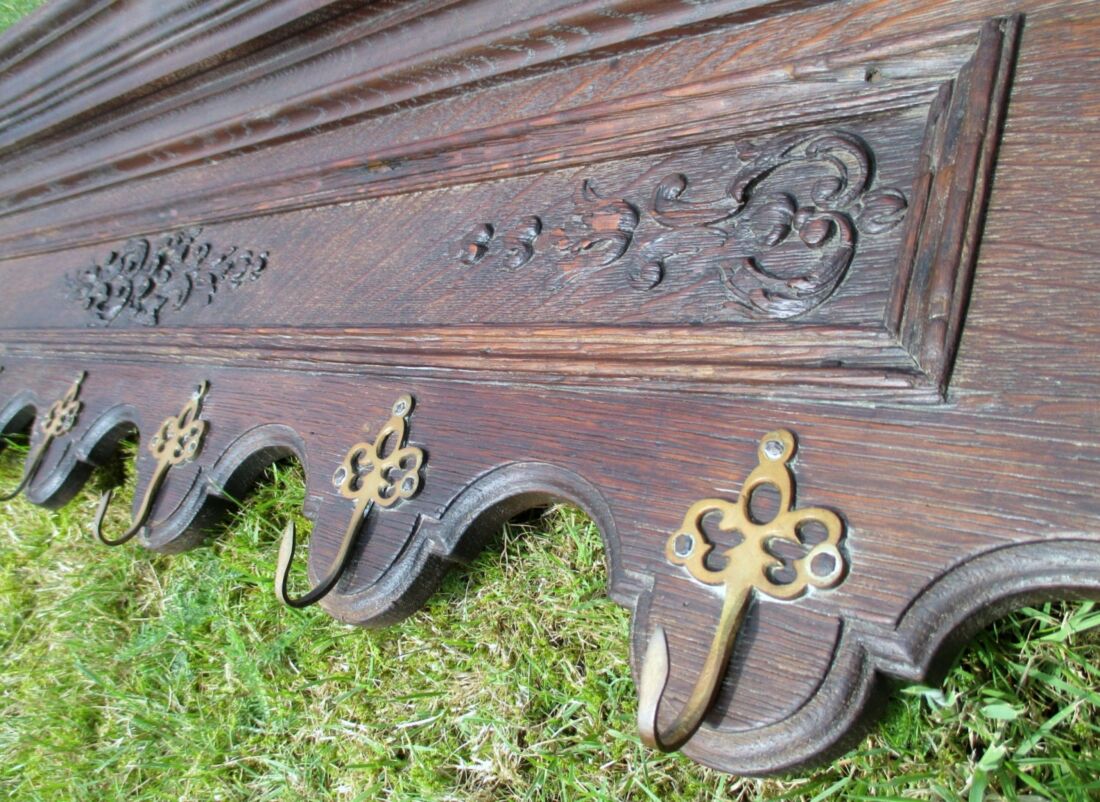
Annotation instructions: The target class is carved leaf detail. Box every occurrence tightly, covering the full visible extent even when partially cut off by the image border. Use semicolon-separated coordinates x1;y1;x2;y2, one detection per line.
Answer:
644;130;908;319
856;187;910;234
452;129;906;319
67;228;268;327
455;182;638;279
552;180;639;271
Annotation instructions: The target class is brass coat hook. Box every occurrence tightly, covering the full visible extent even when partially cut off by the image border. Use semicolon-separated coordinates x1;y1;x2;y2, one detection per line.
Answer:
0;372;85;501
95;382;209;546
637;430;846;752
276;394;425;608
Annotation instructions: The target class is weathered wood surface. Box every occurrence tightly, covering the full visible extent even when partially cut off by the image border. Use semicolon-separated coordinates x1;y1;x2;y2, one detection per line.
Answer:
1;0;1098;775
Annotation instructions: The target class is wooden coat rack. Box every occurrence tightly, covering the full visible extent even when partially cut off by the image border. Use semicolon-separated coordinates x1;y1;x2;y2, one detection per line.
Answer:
1;0;1098;775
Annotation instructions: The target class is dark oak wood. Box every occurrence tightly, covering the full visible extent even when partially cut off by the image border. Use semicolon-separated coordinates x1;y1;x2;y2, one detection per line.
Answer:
1;0;1098;776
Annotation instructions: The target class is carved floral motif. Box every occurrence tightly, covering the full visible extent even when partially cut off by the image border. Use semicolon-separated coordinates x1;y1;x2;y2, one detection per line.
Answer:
459;217;543;270
457;181;638;277
643;131;908;318
67;228;268;326
548;180;639;271
454;130;908;319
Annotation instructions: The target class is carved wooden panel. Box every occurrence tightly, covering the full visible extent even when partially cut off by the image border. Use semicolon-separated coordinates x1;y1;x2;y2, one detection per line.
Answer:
1;0;1099;777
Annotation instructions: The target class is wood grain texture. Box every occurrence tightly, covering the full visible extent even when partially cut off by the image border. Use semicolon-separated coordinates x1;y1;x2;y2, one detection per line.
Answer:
1;0;1099;776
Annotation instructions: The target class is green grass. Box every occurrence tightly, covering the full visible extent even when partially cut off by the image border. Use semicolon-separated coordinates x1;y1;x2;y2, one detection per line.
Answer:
0;0;42;30
0;438;1098;801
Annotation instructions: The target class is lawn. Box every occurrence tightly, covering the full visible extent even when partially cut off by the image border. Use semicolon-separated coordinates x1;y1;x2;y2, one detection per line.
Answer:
1;1;1098;799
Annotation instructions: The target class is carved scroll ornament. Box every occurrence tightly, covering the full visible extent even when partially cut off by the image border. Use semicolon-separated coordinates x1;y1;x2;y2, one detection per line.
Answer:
456;130;908;319
645;131;908;318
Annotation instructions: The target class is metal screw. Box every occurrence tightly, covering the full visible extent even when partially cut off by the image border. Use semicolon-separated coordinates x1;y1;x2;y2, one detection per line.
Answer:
811;551;836;578
673;534;694;557
332;467;347;487
401;477;416;493
392;399;408;416
763;439;784;460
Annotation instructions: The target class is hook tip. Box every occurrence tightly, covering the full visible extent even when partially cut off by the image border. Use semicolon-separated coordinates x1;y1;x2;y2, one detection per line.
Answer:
0;478;26;502
92;487;114;543
637;625;671;751
0;440;47;501
94;485;148;546
274;520;296;606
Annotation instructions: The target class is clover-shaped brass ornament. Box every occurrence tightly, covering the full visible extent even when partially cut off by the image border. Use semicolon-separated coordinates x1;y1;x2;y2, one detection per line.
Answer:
40;374;84;438
0;372;85;501
331;394;423;509
638;429;847;752
148;383;208;468
276;394;426;608
95;382;210;546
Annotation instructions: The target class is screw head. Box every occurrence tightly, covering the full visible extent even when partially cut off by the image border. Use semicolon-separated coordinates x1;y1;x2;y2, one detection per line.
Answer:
332;467;347;487
401;476;416;494
392;399;408;416
763;439;785;460
673;534;695;557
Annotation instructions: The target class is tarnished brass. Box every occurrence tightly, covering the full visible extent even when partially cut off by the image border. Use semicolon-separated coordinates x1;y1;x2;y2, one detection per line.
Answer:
95;381;209;546
0;372;85;501
638;429;846;752
276;394;425;608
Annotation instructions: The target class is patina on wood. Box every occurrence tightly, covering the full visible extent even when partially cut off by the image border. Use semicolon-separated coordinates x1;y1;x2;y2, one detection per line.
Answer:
1;0;1098;776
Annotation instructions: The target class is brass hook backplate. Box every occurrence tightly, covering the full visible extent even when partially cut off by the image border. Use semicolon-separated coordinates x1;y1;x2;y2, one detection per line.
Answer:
638;429;847;752
95;381;209;545
276;393;425;608
0;371;85;502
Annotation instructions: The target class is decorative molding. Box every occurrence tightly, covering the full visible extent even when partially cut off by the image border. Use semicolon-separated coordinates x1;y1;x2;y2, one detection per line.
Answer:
65;228;268;327
0;5;984;261
0;0;823;256
5;1;1014;403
